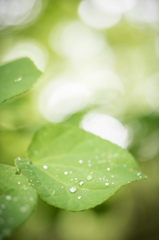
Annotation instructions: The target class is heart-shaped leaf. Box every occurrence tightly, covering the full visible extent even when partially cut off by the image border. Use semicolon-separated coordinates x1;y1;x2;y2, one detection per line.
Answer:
0;58;42;103
15;124;146;211
0;164;37;239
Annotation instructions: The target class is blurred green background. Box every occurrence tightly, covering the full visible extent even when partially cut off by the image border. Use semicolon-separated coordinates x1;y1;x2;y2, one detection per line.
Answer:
0;0;159;239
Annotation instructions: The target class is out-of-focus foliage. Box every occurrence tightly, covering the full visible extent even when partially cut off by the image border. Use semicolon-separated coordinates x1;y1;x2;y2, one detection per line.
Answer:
0;58;42;103
0;0;159;239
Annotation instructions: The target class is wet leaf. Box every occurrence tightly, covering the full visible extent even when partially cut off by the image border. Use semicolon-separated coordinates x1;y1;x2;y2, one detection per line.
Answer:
15;124;146;211
0;164;37;239
0;58;42;103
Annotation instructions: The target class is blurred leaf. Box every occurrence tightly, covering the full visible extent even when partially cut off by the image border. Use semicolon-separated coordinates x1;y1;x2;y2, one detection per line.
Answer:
0;164;37;239
0;58;42;103
15;124;146;211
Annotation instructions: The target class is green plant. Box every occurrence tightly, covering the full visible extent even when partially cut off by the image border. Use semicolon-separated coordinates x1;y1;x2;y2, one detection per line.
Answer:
0;58;146;239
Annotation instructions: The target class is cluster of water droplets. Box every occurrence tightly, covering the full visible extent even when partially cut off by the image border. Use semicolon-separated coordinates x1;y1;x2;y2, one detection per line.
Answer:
15;152;146;206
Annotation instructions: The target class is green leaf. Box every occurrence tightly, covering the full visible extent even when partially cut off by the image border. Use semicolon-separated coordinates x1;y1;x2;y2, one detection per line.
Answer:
15;124;146;211
0;58;42;103
0;164;37;239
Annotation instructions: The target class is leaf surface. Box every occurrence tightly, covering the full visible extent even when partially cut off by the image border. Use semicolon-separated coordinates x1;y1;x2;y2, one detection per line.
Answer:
15;124;146;211
0;58;42;103
0;164;37;239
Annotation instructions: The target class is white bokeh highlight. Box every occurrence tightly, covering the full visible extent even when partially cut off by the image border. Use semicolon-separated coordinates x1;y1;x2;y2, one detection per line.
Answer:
92;0;137;14
81;70;124;104
80;111;129;148
0;0;42;30
49;21;105;59
3;40;48;71
78;0;121;29
40;77;92;123
125;0;159;25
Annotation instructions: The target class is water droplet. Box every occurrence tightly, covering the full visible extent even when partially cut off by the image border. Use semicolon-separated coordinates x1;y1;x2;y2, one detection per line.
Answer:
78;196;81;199
112;182;114;184
88;164;91;167
56;175;58;177
137;172;141;176
95;155;99;159
5;195;12;201
61;186;64;188
15;76;22;82
52;190;55;195
34;151;38;155
29;197;34;201
86;175;92;181
111;175;114;178
105;182;109;186
99;178;102;180
123;164;127;167
75;178;77;180
30;170;32;173
70;186;77;193
90;172;93;174
43;165;48;169
71;179;73;181
139;176;142;178
79;181;84;186
30;180;32;182
1;204;5;209
37;180;39;183
70;171;72;174
107;168;110;171
17;181;21;184
32;184;34;186
17;157;21;160
79;160;83;164
88;160;91;163
64;171;68;175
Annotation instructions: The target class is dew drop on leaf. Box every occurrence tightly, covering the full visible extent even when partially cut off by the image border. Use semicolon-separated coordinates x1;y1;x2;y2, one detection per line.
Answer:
15;76;22;82
43;165;48;169
86;175;92;181
79;181;84;186
70;187;77;193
